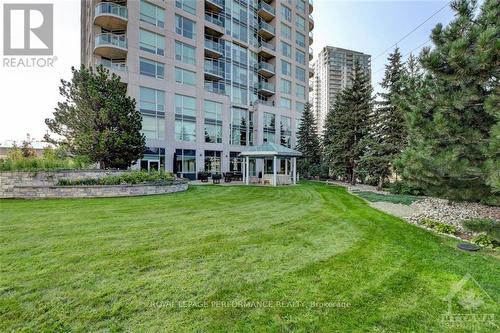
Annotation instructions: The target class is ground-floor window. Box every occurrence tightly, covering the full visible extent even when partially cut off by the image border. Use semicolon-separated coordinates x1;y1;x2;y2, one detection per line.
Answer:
139;147;165;171
230;152;243;172
174;149;196;180
204;150;221;174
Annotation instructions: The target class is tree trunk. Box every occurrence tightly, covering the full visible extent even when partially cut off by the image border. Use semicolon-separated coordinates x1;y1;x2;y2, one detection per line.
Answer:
377;177;384;191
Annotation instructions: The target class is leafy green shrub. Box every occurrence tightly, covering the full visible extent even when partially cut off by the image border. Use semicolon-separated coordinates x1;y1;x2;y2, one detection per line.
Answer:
472;234;499;248
420;219;457;235
57;170;175;186
389;181;425;196
463;218;499;240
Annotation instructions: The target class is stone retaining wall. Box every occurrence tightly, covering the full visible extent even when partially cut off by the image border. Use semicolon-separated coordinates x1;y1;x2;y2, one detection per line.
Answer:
0;170;187;199
6;183;188;199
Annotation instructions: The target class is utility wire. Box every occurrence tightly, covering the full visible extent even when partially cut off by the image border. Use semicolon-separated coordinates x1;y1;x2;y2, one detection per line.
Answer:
372;39;432;76
372;1;451;61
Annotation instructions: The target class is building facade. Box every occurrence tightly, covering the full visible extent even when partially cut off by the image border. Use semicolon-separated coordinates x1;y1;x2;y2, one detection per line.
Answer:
309;46;371;135
81;0;314;179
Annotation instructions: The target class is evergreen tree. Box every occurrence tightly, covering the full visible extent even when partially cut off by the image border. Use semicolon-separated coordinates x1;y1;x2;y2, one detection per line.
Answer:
398;0;499;202
361;47;406;188
296;103;322;175
45;65;145;169
324;61;373;184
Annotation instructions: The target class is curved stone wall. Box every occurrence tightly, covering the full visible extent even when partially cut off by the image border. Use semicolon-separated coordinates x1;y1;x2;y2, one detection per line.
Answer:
0;171;187;199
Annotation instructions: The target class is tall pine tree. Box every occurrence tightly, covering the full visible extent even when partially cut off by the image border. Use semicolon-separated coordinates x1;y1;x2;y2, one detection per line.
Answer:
296;103;322;176
324;61;373;184
399;0;499;203
361;47;406;188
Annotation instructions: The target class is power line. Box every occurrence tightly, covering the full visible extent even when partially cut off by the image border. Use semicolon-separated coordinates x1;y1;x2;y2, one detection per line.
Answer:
372;0;451;61
372;38;432;76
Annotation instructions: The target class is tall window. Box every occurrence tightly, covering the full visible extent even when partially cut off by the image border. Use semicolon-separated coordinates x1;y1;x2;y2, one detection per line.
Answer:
175;41;196;65
175;15;196;40
296;66;306;82
296;0;306;13
280;79;291;95
296;49;306;65
281;23;292;40
175;0;196;15
281;60;291;76
174;149;196;179
280;97;292;109
140;0;165;27
231;108;253;146
139;87;165;139
280;5;291;22
296;102;305;114
175;67;196;86
139;29;164;56
204;100;222;143
280;116;292;147
140;58;164;79
296;84;306;100
296;32;306;48
175;94;196;142
296;15;305;31
204;150;221;173
263;112;276;143
281;41;291;58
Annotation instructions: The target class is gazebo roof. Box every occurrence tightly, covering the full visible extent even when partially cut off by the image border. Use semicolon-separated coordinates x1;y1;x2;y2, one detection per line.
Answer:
239;142;302;157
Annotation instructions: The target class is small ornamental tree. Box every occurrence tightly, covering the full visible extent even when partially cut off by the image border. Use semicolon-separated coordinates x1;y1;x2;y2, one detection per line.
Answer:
45;65;145;169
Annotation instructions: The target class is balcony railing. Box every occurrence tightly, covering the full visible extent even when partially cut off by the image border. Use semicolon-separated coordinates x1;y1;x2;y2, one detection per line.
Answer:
206;0;224;13
205;38;223;54
309;47;314;60
204;81;226;95
258;62;275;73
259;21;275;34
257;81;275;93
95;2;128;20
259;40;275;51
100;59;127;72
95;33;127;49
309;0;314;13
259;2;275;15
205;12;224;27
204;59;224;79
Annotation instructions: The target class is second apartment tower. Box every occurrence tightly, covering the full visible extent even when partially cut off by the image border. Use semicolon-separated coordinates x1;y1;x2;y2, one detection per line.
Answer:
81;0;314;179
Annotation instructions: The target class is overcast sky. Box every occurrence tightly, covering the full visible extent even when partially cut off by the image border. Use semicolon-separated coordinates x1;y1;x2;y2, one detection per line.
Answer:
0;0;455;142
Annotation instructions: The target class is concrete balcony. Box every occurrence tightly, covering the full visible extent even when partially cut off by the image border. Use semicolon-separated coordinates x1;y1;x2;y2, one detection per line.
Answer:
309;31;313;45
309;0;314;13
94;33;127;58
257;62;275;78
309;65;314;78
258;40;276;59
94;2;128;30
204;59;224;80
205;12;225;36
204;38;223;58
309;15;314;30
205;0;223;13
309;47;314;61
257;81;275;96
257;2;275;22
258;21;275;40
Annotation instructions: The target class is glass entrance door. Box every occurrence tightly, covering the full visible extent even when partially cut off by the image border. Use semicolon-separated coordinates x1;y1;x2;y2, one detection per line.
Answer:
149;160;160;171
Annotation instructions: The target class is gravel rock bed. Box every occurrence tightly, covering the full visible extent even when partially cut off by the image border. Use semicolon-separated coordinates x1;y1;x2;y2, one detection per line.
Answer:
327;180;500;235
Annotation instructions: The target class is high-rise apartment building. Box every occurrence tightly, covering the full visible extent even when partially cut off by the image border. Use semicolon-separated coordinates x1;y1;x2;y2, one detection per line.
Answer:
310;46;371;134
81;0;314;179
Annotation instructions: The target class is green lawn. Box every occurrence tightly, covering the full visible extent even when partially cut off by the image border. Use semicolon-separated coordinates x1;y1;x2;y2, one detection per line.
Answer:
1;182;498;332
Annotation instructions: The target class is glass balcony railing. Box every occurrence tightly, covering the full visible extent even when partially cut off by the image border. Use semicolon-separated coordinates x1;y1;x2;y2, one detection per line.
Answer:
207;0;224;8
95;2;128;20
258;21;275;34
259;40;275;51
258;2;276;15
204;38;223;54
204;59;224;77
258;62;275;73
205;12;224;27
99;59;127;71
258;81;275;93
95;33;127;49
